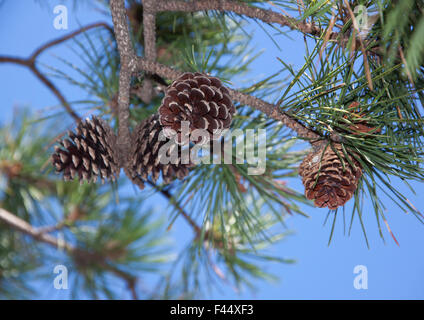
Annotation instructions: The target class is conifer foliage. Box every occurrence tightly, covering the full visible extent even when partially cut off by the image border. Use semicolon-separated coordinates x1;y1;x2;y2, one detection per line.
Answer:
0;0;423;299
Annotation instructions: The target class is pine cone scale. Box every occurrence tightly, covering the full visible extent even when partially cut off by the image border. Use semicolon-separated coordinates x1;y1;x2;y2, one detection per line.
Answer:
130;114;193;189
52;117;119;184
158;72;235;142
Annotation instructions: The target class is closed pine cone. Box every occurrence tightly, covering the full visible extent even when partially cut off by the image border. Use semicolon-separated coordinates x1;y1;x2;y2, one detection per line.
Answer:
52;117;119;184
130;113;193;189
158;72;235;143
340;102;381;136
299;143;362;210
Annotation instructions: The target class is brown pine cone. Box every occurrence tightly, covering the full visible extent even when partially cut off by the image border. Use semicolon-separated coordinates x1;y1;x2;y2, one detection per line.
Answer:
299;143;363;210
339;102;381;136
158;72;235;143
129;114;193;189
52;117;119;184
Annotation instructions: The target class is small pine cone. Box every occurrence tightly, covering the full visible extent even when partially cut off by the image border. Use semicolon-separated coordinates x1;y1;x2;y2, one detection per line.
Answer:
299;144;363;210
130;114;193;188
52;117;119;184
158;72;235;142
339;102;381;136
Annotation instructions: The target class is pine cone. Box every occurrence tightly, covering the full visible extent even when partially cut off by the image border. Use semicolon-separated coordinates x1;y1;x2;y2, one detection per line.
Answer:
158;72;235;143
130;114;193;189
52;117;119;184
299;144;362;210
338;102;381;136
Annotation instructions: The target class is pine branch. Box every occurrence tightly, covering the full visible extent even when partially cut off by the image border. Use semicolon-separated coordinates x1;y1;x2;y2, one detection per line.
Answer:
35;221;68;235
0;208;73;251
110;0;137;168
29;22;114;61
0;207;138;299
153;0;323;36
0;56;80;122
0;22;113;122
110;0;343;169
135;57;324;145
140;0;157;103
146;181;202;235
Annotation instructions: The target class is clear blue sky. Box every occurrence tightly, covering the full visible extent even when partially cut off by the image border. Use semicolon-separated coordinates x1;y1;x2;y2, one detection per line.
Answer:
1;0;424;300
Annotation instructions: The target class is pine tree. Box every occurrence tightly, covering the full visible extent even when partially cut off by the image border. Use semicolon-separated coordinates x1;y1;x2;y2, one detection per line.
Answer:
0;0;423;299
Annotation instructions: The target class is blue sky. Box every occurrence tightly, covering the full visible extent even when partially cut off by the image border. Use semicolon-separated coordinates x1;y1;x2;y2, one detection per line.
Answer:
1;0;424;300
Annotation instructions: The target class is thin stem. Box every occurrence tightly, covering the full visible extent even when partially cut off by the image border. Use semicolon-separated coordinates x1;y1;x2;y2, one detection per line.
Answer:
146;181;202;235
0;207;138;299
31;65;81;121
153;0;323;36
29;22;113;62
0;208;73;251
0;22;112;122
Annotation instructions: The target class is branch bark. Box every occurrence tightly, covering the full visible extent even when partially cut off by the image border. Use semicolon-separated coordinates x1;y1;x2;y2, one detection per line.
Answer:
110;0;138;168
140;0;157;103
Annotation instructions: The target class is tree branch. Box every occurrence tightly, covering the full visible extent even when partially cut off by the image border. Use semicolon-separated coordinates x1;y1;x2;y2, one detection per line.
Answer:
0;207;138;299
0;208;73;251
153;0;323;36
140;0;157;103
0;56;80;122
29;22;113;62
110;0;328;169
0;22;113;122
147;181;202;235
31;65;81;121
110;0;138;168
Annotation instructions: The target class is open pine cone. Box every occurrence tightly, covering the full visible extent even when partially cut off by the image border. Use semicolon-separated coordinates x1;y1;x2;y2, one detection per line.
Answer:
129;114;193;189
299;143;362;210
52;117;119;184
158;72;235;143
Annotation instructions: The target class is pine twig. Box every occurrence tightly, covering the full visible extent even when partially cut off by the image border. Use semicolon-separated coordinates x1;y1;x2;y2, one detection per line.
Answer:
146;181;202;235
35;221;68;235
0;22;113;122
153;0;323;36
154;0;374;55
0;208;73;251
29;22;113;61
0;207;139;299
